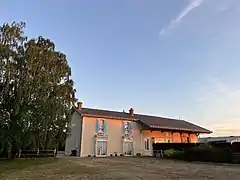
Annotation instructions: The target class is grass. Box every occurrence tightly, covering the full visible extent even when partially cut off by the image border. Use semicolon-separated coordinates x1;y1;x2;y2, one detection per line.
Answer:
0;158;100;180
0;158;58;174
1;157;240;179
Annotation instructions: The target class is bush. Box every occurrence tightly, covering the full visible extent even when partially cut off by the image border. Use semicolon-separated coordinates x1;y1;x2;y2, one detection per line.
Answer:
164;149;175;158
164;149;184;160
184;146;232;163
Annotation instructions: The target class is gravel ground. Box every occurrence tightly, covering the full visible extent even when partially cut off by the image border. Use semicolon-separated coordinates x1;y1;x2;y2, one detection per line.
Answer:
1;157;240;180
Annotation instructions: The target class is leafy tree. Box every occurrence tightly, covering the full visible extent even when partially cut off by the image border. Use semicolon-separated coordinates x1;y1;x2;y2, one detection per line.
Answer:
0;22;76;158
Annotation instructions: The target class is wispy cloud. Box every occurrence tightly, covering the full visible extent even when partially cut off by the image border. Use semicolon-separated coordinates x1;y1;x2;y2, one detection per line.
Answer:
194;78;240;136
159;0;204;36
216;0;233;12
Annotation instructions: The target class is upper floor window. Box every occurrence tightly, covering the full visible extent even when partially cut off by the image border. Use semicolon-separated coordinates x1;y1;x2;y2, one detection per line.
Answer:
122;121;132;135
96;119;107;134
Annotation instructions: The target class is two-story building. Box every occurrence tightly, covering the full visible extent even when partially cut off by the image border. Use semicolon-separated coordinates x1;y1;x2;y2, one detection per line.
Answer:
65;102;212;157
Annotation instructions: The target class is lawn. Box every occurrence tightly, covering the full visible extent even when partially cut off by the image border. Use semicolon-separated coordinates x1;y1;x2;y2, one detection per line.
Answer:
0;158;58;174
0;157;240;179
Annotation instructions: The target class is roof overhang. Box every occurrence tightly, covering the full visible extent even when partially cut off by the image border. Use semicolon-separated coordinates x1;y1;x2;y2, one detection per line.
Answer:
138;120;212;134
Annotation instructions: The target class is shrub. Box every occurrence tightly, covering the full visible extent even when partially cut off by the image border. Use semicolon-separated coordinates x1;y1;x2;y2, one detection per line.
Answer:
164;149;175;158
164;149;184;160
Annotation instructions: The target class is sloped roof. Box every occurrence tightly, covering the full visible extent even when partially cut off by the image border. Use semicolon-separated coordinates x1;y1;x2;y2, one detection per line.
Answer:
76;108;133;120
75;108;212;134
136;114;211;133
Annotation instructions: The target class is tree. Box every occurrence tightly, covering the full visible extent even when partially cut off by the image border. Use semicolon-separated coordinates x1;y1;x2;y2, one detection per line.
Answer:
0;22;76;158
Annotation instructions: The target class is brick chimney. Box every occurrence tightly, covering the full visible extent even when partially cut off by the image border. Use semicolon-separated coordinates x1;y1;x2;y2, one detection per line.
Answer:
77;102;83;110
129;108;134;116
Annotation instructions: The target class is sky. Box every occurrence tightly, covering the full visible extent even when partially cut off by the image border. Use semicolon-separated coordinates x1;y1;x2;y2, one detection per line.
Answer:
1;0;240;136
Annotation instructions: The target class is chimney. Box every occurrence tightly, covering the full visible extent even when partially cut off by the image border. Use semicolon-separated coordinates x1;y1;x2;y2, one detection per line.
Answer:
77;102;83;110
129;108;134;116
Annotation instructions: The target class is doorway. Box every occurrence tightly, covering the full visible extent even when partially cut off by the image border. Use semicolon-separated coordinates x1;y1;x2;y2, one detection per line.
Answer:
96;140;107;156
123;141;134;156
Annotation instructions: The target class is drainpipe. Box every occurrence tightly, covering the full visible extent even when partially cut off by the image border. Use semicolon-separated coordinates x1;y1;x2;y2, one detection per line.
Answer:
140;129;142;155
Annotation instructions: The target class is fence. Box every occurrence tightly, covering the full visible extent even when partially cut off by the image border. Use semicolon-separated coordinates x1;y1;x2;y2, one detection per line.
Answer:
19;149;57;158
152;142;240;163
153;142;240;152
153;143;200;152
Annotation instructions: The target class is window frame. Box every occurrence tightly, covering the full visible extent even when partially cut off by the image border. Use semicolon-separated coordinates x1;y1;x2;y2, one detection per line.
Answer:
96;119;107;135
144;138;150;150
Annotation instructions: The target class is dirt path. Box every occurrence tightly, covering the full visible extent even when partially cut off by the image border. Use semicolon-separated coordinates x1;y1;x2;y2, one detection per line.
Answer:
1;157;240;179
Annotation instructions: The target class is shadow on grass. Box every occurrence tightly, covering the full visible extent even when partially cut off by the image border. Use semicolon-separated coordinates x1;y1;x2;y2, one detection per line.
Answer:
0;158;59;174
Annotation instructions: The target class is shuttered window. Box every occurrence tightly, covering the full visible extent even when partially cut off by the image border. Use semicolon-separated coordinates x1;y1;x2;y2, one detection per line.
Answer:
96;119;107;133
122;121;132;135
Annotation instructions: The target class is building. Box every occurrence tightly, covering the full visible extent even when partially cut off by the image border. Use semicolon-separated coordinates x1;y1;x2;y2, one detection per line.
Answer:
65;102;212;157
198;136;240;144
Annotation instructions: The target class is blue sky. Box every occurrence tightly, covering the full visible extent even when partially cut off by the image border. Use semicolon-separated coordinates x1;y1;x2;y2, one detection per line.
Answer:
1;0;240;136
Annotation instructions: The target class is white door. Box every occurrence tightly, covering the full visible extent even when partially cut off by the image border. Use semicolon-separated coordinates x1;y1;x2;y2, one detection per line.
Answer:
123;141;134;156
96;140;107;156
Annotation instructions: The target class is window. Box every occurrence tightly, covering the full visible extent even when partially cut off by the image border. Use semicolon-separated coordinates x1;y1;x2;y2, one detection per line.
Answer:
144;138;150;150
98;119;104;133
122;121;132;135
96;119;107;134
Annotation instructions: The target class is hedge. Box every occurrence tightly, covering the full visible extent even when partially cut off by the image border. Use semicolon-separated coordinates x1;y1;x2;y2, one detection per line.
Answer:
163;149;184;160
184;146;232;163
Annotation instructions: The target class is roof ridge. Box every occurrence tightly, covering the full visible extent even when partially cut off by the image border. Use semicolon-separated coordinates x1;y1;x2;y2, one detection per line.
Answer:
81;107;183;121
135;113;184;121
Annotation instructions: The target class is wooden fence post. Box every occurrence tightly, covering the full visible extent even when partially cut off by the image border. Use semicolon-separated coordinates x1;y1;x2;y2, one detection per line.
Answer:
54;149;57;157
18;149;21;158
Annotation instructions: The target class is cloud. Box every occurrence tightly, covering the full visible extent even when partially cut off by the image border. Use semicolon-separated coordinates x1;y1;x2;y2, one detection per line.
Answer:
194;78;240;137
216;0;233;12
159;0;204;36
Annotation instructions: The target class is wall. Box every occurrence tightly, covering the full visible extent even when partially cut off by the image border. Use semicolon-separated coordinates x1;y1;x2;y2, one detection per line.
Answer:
141;131;198;143
140;130;198;156
80;116;142;157
65;111;83;156
80;115;198;157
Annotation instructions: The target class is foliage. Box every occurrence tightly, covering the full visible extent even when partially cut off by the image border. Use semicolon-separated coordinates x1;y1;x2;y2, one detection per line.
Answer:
0;22;76;158
163;149;184;160
184;146;232;163
153;142;200;151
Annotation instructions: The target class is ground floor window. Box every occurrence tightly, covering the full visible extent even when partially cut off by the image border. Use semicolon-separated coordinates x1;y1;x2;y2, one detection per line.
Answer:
144;138;150;150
